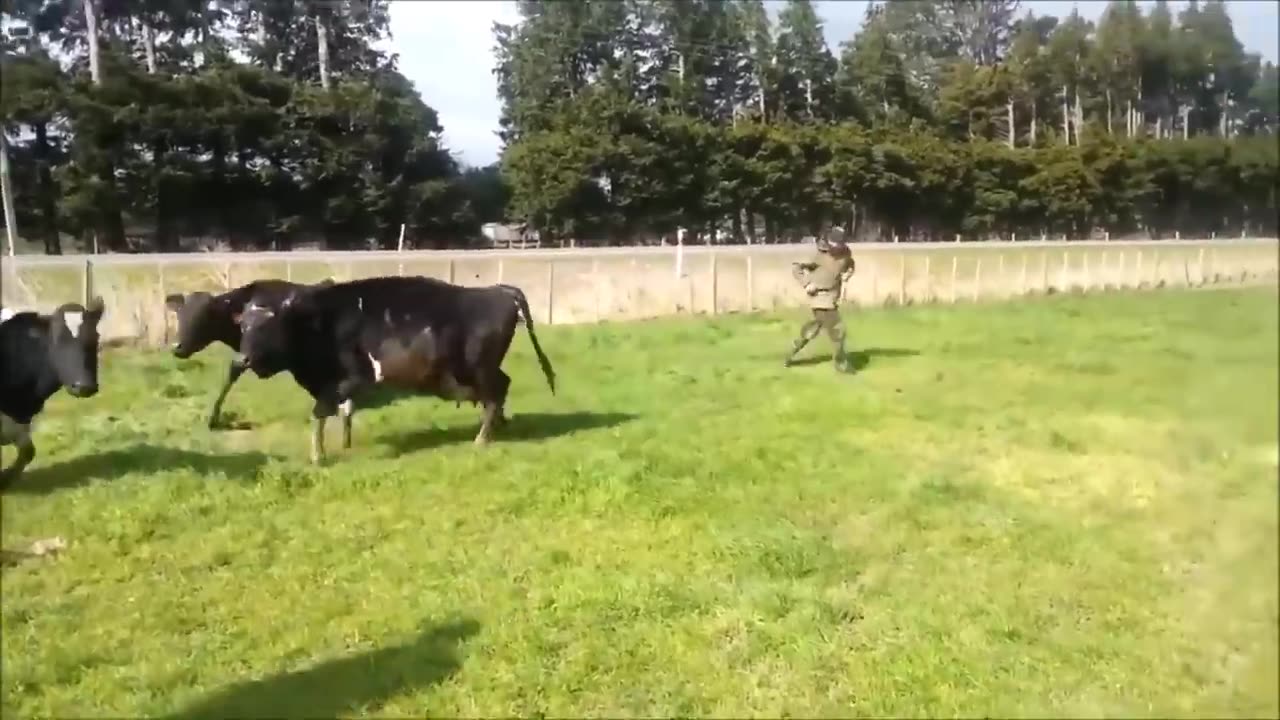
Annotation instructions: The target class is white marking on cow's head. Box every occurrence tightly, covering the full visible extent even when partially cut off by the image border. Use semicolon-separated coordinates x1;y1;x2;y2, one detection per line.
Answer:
64;311;84;338
358;297;364;311
0;307;16;324
339;399;354;418
368;353;384;381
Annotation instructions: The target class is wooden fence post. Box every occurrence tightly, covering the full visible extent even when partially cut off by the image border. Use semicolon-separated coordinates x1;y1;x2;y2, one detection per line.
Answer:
1041;252;1048;293
497;258;505;284
950;256;958;303
1197;247;1205;285
746;255;755;311
158;261;168;345
923;255;932;301
710;252;719;315
447;258;456;285
546;261;555;324
1118;251;1127;289
286;258;293;282
1019;254;1028;295
897;254;906;305
1060;251;1068;290
972;257;982;302
82;258;93;305
1083;252;1091;291
592;258;601;322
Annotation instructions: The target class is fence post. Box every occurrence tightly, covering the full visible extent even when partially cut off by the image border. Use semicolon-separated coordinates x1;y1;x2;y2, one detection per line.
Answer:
1041;252;1048;293
447;258;456;285
497;258;504;284
1197;247;1206;285
158;261;168;345
82;258;93;305
1099;250;1107;289
224;261;233;290
923;255;931;302
286;258;293;282
1083;252;1091;291
1135;251;1143;288
972;257;982;302
592;258;601;322
1209;248;1217;283
1060;251;1068;290
1019;254;1028;296
546;261;555;324
746;255;755;311
950;256;958;303
710;252;719;315
897;254;906;305
1118;251;1127;288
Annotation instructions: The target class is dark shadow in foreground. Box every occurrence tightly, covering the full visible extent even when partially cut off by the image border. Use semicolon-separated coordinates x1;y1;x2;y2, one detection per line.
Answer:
163;618;481;720
383;411;638;455
787;347;920;370
6;444;278;495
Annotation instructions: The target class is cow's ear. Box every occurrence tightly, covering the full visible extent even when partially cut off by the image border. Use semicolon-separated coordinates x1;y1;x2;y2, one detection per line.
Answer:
165;293;185;311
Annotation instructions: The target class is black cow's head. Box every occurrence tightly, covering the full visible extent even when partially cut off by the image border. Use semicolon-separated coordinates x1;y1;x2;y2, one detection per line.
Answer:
165;291;237;359
49;297;105;398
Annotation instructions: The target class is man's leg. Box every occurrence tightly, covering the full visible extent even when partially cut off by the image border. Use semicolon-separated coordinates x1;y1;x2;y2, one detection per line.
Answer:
784;311;823;367
818;308;852;372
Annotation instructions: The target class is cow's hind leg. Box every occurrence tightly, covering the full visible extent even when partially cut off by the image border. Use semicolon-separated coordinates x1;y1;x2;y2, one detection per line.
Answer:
473;369;511;446
310;398;338;465
339;399;355;449
0;427;36;490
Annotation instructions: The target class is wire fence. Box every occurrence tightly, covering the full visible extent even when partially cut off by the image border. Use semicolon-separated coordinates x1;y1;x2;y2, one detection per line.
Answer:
2;238;1277;347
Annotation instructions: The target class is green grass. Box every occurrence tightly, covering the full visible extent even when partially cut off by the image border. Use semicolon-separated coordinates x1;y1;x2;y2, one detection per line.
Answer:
3;286;1277;718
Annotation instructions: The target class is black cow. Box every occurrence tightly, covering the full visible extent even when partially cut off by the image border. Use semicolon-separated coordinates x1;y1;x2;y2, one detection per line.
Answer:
0;298;106;488
237;275;557;464
165;278;332;428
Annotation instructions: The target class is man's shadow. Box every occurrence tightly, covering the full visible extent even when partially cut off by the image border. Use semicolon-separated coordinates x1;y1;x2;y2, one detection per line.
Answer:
162;618;480;719
786;346;920;370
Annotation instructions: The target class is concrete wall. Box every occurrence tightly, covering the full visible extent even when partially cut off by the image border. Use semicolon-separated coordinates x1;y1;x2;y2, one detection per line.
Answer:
2;239;1276;346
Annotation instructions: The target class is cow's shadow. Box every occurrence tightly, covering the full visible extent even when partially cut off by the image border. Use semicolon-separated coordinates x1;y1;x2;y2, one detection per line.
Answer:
381;411;638;454
786;346;920;370
212;383;417;431
5;444;277;495
161;618;480;720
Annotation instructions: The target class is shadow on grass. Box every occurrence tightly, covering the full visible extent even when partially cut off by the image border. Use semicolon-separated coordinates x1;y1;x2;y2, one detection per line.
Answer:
163;618;481;720
209;381;417;431
787;346;920;370
383;411;638;454
6;444;278;495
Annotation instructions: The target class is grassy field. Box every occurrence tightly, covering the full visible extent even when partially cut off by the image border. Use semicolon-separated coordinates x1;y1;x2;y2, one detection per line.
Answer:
2;286;1277;718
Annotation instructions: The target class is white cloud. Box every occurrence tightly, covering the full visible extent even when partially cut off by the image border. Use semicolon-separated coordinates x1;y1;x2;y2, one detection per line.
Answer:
389;0;1279;169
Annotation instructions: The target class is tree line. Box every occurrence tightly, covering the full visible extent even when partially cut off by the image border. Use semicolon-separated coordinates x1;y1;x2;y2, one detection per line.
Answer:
1;0;492;254
1;1;1276;255
495;0;1279;244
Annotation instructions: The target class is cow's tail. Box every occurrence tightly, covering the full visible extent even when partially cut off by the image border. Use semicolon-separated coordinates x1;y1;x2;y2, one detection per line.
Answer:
497;284;556;395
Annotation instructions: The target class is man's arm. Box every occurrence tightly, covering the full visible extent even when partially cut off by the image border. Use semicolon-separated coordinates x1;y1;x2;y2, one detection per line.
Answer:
791;253;821;286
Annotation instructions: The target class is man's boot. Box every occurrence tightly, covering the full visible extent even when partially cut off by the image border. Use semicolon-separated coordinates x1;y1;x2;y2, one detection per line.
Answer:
783;336;809;368
832;334;853;374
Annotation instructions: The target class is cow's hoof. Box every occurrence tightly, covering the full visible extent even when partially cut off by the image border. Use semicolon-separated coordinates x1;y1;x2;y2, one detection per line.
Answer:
473;436;491;447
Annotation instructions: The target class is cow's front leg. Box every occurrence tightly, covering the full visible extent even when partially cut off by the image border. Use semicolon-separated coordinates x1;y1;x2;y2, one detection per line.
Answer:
0;426;36;490
310;398;337;465
208;355;248;429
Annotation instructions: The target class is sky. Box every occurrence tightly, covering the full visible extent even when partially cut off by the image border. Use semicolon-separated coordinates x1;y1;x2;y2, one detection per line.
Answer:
388;0;1280;168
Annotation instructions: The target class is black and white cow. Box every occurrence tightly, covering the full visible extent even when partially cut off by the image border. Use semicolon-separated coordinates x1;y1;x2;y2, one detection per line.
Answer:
0;298;106;488
237;275;557;463
165;278;332;428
